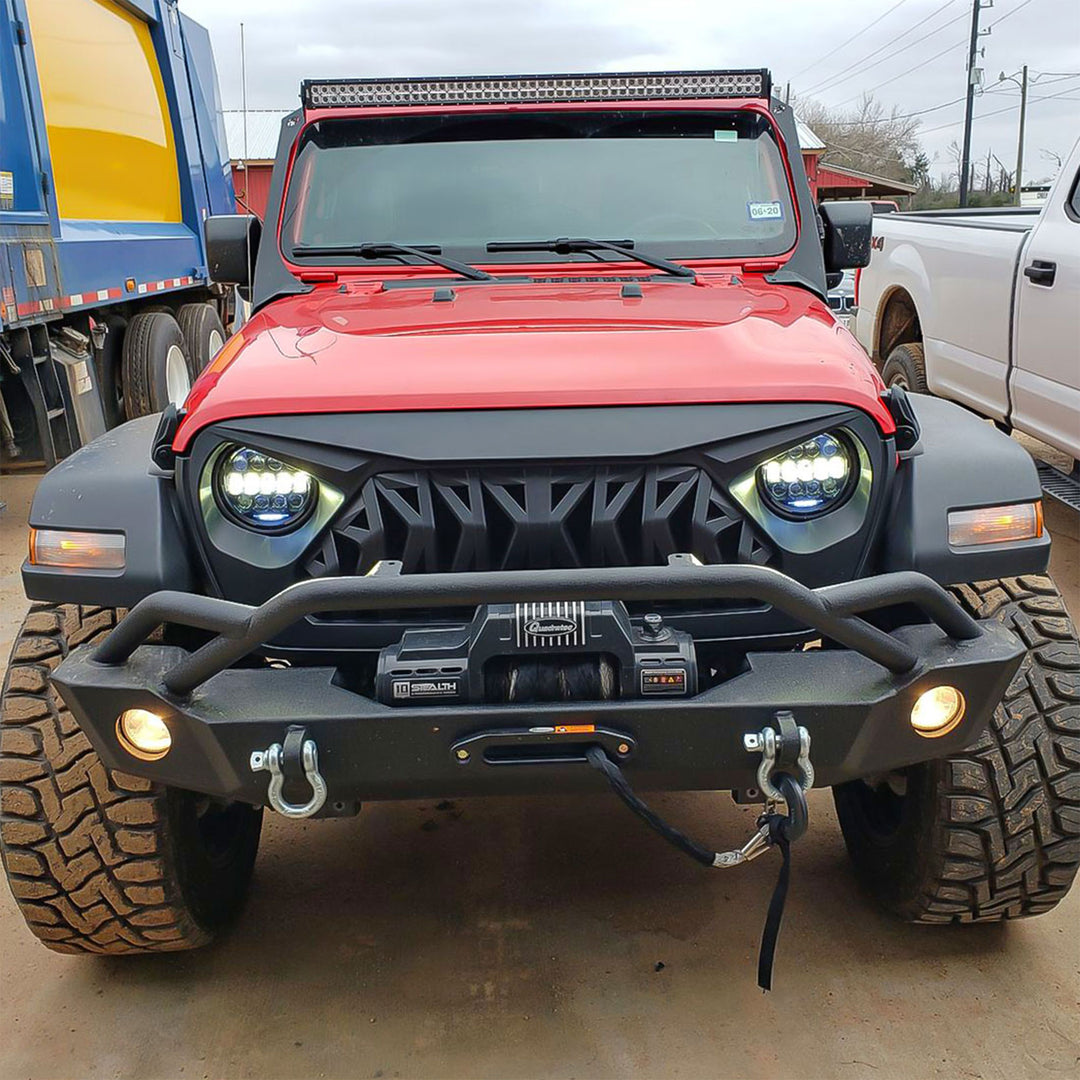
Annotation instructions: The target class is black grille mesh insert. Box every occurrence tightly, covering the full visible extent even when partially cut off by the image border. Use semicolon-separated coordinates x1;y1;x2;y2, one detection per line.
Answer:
304;464;774;577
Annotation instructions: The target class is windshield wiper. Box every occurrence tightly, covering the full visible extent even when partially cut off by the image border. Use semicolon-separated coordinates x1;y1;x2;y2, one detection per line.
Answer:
292;242;494;282
485;237;695;281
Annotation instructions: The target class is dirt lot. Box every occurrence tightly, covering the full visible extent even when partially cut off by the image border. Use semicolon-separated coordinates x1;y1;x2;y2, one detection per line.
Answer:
0;468;1077;1080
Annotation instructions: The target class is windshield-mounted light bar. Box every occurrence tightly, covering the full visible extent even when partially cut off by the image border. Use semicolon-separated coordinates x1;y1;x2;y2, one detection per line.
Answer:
302;70;771;110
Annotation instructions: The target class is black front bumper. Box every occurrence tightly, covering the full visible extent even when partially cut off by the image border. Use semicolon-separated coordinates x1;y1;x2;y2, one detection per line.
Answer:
51;563;1024;809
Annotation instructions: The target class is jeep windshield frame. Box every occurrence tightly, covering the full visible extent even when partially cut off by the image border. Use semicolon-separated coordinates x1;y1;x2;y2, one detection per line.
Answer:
279;107;800;271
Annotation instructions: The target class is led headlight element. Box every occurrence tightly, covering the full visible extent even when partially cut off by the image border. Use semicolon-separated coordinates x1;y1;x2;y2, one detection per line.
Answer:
756;432;855;517
214;446;317;530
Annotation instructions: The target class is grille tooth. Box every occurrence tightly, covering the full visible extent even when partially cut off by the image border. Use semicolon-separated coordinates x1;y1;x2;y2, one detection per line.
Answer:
305;464;774;578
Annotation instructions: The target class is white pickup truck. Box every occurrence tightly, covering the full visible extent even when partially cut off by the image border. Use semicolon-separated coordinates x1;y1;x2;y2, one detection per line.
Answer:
855;137;1080;496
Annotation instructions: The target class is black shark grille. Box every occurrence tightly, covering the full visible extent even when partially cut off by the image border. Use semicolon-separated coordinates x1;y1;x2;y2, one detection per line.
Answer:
305;464;774;577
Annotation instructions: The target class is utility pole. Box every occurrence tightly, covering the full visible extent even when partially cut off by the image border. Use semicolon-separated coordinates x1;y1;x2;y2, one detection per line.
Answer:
998;65;1029;205
785;81;791;105
1015;64;1028;205
959;0;985;207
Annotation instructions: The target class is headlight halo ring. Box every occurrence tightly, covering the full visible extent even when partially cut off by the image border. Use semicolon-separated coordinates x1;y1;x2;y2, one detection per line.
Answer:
755;428;860;520
212;443;320;534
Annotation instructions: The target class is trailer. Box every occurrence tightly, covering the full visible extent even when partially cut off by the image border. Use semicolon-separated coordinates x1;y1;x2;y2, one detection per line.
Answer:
0;0;233;468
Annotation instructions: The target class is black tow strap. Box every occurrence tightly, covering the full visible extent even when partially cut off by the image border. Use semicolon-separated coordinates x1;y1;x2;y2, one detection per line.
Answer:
585;745;806;992
758;813;792;992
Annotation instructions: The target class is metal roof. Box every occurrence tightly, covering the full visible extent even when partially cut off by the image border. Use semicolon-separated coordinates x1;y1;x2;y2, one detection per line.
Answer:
794;116;825;152
223;110;292;162
222;107;828;162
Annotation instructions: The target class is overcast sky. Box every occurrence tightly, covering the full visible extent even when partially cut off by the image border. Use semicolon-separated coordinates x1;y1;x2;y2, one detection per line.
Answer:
184;0;1079;184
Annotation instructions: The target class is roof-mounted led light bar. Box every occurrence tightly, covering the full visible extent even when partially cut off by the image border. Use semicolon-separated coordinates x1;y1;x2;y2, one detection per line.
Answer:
301;70;771;110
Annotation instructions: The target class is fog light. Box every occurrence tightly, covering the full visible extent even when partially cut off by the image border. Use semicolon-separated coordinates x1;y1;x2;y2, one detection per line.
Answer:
910;686;965;737
117;709;172;760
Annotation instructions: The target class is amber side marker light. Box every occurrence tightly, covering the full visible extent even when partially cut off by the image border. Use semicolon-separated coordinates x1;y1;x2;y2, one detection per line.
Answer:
947;501;1043;547
910;686;966;738
117;709;172;761
28;528;125;570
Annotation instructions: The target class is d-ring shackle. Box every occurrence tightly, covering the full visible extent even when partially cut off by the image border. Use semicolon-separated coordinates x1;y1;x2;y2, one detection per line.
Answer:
250;739;328;819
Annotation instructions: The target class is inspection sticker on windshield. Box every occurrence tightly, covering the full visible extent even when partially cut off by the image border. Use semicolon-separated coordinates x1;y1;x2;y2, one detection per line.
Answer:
748;201;783;221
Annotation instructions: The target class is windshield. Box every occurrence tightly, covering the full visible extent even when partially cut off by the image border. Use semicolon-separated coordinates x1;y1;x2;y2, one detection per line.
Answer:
281;109;798;266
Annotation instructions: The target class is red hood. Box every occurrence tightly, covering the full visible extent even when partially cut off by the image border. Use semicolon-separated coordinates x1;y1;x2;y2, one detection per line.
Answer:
175;275;892;451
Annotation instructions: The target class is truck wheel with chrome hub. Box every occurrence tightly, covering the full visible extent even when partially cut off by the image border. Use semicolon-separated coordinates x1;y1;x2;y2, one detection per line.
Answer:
0;604;262;954
121;311;193;419
834;575;1080;922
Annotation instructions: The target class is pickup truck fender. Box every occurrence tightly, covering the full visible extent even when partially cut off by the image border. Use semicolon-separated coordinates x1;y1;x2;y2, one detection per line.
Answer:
862;242;932;363
22;416;197;607
880;393;1049;584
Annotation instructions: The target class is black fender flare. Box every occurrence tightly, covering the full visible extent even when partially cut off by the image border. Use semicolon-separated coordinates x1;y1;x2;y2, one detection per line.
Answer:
22;415;197;607
879;393;1049;584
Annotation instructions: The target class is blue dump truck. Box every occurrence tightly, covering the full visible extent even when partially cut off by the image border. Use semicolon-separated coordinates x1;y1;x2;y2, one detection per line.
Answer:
0;0;233;468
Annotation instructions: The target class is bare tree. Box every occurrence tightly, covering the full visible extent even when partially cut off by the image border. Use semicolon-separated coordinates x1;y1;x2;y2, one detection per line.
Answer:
795;93;923;183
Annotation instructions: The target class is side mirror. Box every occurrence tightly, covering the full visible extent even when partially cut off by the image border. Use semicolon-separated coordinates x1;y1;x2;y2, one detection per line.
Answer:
204;214;262;287
818;201;873;272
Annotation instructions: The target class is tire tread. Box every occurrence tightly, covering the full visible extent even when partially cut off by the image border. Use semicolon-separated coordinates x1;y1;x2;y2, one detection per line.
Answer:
916;575;1080;921
0;604;209;953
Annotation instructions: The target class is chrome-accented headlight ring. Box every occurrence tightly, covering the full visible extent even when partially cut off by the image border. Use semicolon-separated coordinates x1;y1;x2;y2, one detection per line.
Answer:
212;445;318;532
755;430;858;519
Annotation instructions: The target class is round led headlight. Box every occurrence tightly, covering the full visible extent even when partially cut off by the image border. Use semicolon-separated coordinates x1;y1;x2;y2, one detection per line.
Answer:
214;446;317;530
756;431;856;517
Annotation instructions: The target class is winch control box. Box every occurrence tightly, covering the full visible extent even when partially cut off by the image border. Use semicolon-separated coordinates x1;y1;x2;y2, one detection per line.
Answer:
375;600;697;705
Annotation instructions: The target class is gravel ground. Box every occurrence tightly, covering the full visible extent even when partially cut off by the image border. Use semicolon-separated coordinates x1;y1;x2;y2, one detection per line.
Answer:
0;465;1077;1080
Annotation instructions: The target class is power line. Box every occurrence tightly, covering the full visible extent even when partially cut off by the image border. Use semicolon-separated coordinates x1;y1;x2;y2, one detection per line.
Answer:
985;0;1037;27
833;37;968;106
802;69;1075;132
919;84;1079;134
804;0;965;96
788;0;912;81
808;0;1044;114
818;94;969;126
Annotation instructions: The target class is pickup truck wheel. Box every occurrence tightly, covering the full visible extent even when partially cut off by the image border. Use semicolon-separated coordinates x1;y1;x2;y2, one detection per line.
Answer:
177;303;226;376
0;604;262;954
121;311;192;419
834;574;1080;922
881;342;928;393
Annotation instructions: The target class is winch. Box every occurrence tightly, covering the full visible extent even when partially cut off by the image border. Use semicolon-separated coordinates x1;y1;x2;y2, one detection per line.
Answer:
375;600;697;705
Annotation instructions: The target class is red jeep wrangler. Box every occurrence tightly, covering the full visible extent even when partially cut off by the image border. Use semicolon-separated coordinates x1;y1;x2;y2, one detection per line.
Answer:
4;71;1077;978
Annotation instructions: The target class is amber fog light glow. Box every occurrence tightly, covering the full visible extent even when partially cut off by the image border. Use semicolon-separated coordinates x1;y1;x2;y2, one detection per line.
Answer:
910;686;965;738
117;709;172;760
948;501;1043;547
29;528;125;569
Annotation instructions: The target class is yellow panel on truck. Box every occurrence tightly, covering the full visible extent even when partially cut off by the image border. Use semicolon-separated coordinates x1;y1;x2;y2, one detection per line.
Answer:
24;0;182;222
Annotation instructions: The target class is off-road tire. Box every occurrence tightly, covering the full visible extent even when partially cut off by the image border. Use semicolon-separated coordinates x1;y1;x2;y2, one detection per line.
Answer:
121;311;191;419
0;604;262;954
881;342;928;393
834;575;1080;922
177;302;226;377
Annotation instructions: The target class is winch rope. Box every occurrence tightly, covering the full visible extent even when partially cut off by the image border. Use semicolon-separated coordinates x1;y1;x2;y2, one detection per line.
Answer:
584;745;807;991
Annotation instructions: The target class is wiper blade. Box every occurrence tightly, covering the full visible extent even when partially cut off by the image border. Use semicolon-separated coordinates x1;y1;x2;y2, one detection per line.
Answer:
486;237;695;280
292;242;494;282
